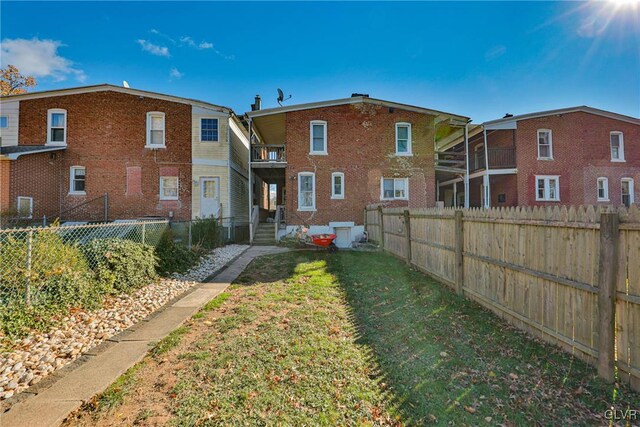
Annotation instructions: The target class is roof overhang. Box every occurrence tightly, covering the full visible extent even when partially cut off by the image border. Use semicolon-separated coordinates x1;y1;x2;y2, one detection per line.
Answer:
0;145;67;160
1;84;231;114
248;97;469;144
483;106;640;127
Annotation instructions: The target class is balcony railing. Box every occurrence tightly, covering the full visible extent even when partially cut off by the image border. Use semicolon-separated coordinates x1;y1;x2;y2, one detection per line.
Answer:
251;145;286;163
469;148;515;172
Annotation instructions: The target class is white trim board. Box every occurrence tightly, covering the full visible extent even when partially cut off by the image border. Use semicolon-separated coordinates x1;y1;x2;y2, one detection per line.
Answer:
192;158;228;167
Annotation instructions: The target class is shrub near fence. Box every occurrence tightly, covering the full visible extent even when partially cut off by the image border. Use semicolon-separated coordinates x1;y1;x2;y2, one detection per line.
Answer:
0;220;168;338
365;204;640;392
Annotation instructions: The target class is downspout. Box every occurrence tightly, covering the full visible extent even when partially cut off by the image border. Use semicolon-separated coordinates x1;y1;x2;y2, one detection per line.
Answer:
227;115;232;240
464;122;470;208
483;127;490;208
248;118;253;244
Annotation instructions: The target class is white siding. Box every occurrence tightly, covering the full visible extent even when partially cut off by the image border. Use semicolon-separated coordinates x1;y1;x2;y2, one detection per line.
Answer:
229;167;249;222
0;101;20;147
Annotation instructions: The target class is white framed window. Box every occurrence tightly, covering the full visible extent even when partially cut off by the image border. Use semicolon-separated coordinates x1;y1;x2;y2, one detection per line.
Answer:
17;196;33;218
331;172;344;199
146;112;166;148
200;118;219;142
47;109;67;145
537;129;553;160
610;132;624;162
309;120;327;155
381;177;408;200
622;178;634;207
535;175;560;201
597;177;609;201
395;122;412;155
0;116;7;128
159;176;179;200
298;172;316;211
69;166;86;195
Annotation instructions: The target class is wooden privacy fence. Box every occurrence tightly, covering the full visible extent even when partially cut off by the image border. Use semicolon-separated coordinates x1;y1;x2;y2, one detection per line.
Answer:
364;204;640;391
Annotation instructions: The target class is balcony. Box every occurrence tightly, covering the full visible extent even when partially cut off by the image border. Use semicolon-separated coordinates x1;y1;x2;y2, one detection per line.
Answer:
251;144;286;168
469;148;515;172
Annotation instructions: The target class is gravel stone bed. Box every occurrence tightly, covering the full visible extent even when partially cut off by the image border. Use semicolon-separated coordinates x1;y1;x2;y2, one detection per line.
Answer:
0;244;248;400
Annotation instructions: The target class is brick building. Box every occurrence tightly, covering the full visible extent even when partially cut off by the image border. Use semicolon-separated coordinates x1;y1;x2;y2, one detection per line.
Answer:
0;85;249;225
247;95;468;247
438;106;640;208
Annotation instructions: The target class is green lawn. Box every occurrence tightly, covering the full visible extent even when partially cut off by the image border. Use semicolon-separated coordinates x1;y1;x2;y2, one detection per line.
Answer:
69;251;638;426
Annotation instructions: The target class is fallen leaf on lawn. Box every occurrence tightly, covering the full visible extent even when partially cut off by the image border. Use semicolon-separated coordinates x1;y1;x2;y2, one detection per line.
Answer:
485;416;492;422
488;371;496;377
440;351;449;357
508;373;519;380
428;414;437;422
464;405;476;414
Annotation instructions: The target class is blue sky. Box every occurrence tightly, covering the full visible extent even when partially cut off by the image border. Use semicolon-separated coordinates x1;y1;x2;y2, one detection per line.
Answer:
1;1;639;122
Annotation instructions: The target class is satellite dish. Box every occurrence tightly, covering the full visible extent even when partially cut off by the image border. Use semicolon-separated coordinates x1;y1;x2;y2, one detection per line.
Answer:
277;88;291;106
122;80;130;88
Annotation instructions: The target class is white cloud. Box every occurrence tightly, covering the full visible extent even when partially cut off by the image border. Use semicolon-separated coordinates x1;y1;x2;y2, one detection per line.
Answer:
0;37;86;82
179;36;196;48
136;39;170;57
485;45;507;61
198;42;213;49
169;67;183;79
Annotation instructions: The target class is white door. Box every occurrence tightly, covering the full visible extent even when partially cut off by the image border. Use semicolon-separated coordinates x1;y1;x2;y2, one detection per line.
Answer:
334;227;351;248
200;177;220;218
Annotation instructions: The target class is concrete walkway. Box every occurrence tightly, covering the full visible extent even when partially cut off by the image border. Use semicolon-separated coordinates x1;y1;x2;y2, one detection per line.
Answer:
1;246;287;427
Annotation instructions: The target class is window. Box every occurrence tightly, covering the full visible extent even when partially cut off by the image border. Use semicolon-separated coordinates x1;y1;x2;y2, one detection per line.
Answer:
331;172;344;199
146;112;166;148
395;123;412;155
610;132;624;162
200;118;219;142
17;196;33;218
0;116;7;128
622;178;634;207
69;166;86;195
159;176;179;200
47;109;67;145
381;178;408;200
298;172;316;210
309;121;327;154
597;177;609;201
535;175;560;201
537;129;553;159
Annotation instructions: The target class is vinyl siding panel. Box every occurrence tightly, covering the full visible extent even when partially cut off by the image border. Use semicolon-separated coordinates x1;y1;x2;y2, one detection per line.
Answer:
0;101;20;147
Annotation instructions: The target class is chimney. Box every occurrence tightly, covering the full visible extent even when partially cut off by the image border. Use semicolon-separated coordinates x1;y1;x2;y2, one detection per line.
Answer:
251;95;261;111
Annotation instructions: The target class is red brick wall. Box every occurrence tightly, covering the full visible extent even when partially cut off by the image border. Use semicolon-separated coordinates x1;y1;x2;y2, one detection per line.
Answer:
0;159;10;212
284;103;437;225
16;91;192;220
9;153;62;219
514;112;640;206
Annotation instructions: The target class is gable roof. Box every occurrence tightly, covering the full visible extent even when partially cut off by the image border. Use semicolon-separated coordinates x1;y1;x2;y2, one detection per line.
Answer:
483;106;640;127
0;84;231;113
247;96;470;124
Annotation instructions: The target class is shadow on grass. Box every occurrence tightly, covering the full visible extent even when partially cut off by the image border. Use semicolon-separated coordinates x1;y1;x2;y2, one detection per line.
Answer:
327;251;638;426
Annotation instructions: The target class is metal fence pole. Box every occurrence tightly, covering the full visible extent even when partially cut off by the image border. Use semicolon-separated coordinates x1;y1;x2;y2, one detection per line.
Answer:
188;221;192;250
141;223;146;245
104;192;109;222
25;229;33;306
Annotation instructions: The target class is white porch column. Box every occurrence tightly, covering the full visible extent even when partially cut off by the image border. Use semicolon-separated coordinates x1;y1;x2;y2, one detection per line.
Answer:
464;123;470;208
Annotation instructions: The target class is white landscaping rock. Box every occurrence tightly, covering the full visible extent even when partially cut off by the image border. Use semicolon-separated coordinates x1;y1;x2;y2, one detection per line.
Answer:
0;244;248;400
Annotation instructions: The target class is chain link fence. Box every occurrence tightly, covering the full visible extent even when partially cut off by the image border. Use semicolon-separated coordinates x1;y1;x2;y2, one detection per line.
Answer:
169;217;250;249
0;220;168;309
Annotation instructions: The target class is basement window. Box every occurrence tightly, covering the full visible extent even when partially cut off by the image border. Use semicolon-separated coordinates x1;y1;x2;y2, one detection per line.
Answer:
17;196;33;218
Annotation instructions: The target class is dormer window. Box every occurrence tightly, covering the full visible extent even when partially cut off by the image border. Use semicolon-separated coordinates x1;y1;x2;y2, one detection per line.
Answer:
146;112;166;148
47;109;67;145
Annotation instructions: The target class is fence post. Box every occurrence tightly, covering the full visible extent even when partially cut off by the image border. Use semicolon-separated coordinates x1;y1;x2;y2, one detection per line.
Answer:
188;221;192;250
141;223;146;245
403;209;412;265
25;230;33;306
363;208;367;233
378;206;385;250
104;192;109;222
454;210;464;295
597;212;619;383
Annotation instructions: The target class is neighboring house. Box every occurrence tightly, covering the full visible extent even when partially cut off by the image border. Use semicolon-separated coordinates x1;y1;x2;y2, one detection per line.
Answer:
437;106;640;208
247;94;469;247
0;84;249;227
